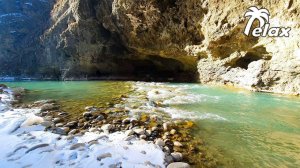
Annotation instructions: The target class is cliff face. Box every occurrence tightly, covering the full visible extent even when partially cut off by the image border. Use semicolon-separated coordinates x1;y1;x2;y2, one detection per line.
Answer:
0;0;300;94
0;0;53;76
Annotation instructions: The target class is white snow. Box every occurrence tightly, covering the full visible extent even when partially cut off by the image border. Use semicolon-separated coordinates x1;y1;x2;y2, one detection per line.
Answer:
0;86;165;168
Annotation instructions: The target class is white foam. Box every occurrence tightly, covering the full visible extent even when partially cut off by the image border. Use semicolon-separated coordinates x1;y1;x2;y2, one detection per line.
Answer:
0;87;165;168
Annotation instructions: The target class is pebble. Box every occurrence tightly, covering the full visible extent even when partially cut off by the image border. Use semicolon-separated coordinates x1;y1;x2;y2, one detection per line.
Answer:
55;123;64;127
101;124;112;132
95;115;105;121
170;129;176;135
65;121;77;127
41;103;57;112
125;130;134;136
122;118;131;124
133;128;145;135
171;152;183;162
53;118;62;123
167;162;190;168
124;135;136;141
40;121;52;127
68;129;77;135
163;123;169;131
174;141;183;147
70;143;85;150
83;112;92;118
140;135;147;139
97;153;112;161
151;127;158;131
155;138;165;147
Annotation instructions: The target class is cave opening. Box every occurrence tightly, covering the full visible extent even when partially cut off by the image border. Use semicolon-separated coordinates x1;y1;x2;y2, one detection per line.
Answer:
114;55;198;82
232;52;262;69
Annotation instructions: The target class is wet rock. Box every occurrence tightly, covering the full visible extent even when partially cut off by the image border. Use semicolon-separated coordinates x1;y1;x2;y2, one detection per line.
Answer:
124;135;136;141
155;138;165;147
122;118;131;124
101;124;112;133
163;123;169;131
167;162;190;168
65;121;78;127
95;115;105;121
125;130;134;136
89;128;99;132
58;112;68;116
174;141;183;147
25;144;49;154
170;129;176;135
55;127;69;135
83;112;92;118
40;121;52;128
41;104;57;112
68;129;77;135
151;127;158;131
97;153;112;161
171;152;183;162
133;128;145;135
140;135;147;139
70;143;85;150
165;155;174;164
55;123;64;127
53;118;62;124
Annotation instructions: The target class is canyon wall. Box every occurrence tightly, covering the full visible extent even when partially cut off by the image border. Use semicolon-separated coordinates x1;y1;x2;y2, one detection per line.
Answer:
0;0;299;94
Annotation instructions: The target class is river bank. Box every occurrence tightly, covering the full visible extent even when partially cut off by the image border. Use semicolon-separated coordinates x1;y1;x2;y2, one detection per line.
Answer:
0;83;204;168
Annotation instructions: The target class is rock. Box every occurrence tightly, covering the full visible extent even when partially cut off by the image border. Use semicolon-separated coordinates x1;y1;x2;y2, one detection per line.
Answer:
95;115;105;121
155;138;165;147
125;130;134;136
167;162;190;168
165;155;174;164
55;123;64;127
69;129;77;135
141;150;146;154
101;124;112;133
70;143;85;150
170;129;176;135
97;153;112;161
140;135;147;139
89;128;98;132
83;112;92;118
151;127;158;131
65;121;78;127
174;141;183;147
55;127;68;135
122;118;131;124
40;104;57;112
25;144;49;154
124;135;136;141
53;118;62;124
145;130;152;136
163;123;169;131
171;152;183;162
133;128;145;135
40;121;52;128
58;112;68;116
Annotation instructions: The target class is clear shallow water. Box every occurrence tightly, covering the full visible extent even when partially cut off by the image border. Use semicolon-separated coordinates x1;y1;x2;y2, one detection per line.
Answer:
167;84;300;168
2;81;300;167
3;81;131;118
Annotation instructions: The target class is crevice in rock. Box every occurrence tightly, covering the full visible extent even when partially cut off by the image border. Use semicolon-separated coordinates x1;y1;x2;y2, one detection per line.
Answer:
232;52;262;69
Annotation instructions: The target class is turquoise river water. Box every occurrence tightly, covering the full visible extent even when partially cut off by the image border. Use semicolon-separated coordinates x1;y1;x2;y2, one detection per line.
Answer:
3;81;300;168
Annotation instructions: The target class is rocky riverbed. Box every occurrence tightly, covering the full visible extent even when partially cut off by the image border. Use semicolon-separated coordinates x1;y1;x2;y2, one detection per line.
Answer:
0;83;217;168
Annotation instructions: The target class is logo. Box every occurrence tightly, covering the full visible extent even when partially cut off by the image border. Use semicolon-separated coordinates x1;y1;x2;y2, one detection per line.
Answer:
244;6;291;37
